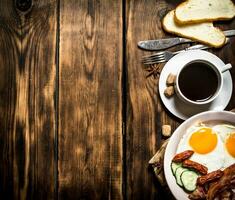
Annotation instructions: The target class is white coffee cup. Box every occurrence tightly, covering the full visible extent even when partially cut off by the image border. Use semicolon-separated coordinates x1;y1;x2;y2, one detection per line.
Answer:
175;59;232;105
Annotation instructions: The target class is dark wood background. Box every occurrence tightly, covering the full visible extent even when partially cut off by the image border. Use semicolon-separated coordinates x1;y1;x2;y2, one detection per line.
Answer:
0;0;234;199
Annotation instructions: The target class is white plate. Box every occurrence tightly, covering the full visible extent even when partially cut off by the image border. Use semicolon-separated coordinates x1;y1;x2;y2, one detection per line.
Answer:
159;50;233;120
164;111;235;200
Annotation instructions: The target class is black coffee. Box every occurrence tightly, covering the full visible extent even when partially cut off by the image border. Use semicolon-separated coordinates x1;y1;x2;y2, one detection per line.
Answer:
178;62;218;102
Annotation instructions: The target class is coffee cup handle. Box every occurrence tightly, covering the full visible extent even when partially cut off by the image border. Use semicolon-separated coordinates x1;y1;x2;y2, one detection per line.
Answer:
220;63;232;73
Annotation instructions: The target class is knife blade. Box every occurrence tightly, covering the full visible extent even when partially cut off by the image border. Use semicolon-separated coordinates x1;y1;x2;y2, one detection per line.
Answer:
138;30;235;51
142;39;229;65
223;29;235;37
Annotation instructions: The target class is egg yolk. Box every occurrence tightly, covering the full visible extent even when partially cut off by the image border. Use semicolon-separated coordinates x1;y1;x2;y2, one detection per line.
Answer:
189;127;217;154
226;133;235;158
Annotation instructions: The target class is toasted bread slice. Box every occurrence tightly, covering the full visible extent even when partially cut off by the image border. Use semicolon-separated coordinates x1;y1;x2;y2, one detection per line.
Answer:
175;0;235;24
162;10;226;48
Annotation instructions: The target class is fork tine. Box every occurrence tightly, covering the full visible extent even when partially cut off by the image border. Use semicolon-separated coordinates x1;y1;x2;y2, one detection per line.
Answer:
141;51;164;59
143;56;165;62
143;60;166;65
142;58;164;64
142;51;164;57
143;58;166;65
141;54;165;61
149;55;165;60
143;55;165;60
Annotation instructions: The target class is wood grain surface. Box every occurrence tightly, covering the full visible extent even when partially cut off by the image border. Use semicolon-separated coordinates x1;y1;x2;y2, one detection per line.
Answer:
125;1;181;199
58;0;123;199
212;19;235;110
0;0;57;199
0;0;234;199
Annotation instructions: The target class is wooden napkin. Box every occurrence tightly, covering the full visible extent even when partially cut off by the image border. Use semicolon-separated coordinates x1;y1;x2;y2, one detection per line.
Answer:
149;139;169;186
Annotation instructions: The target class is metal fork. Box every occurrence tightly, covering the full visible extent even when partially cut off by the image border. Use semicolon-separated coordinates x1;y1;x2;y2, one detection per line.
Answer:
141;44;212;65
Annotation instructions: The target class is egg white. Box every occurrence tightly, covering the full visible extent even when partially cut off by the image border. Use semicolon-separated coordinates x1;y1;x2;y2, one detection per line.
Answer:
177;125;225;172
212;124;235;169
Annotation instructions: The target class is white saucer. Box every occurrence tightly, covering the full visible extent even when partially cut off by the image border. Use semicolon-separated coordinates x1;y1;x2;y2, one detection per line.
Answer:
159;50;233;120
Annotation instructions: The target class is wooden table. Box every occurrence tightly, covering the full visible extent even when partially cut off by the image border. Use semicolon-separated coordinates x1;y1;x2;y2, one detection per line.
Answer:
0;0;234;199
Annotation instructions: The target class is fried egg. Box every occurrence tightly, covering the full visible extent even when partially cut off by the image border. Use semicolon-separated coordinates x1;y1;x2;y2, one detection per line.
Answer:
177;125;225;172
213;124;235;168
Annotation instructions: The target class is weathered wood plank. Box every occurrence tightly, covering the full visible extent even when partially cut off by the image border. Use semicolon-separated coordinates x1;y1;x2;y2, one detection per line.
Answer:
58;0;123;199
0;0;57;199
213;20;235;110
125;0;181;199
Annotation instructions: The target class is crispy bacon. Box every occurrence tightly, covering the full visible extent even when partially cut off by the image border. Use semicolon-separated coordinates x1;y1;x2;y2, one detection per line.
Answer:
219;189;233;199
172;150;194;162
197;170;223;185
207;164;235;200
183;160;208;175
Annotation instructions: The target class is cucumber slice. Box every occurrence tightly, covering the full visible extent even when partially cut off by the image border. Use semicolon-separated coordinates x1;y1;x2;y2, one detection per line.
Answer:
181;170;199;192
175;167;188;187
171;162;182;176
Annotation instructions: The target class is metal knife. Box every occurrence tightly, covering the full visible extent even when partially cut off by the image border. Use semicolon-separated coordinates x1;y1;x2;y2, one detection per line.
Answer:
142;39;229;65
138;30;235;51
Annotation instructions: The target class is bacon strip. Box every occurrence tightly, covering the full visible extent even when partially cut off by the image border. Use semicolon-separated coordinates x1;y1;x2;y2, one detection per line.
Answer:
183;160;208;175
197;170;223;185
207;164;235;200
172;150;194;162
